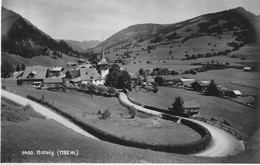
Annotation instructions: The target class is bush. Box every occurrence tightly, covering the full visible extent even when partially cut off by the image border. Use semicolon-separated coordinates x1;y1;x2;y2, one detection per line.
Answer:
97;85;107;95
129;106;136;119
101;109;111;120
222;120;231;127
107;87;118;95
2;86;6;90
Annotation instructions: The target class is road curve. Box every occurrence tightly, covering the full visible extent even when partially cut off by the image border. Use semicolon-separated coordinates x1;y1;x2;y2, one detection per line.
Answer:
119;92;245;157
1;90;99;141
1;90;245;157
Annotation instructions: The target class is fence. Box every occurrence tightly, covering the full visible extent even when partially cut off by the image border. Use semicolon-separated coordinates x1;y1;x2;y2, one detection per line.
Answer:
191;116;243;140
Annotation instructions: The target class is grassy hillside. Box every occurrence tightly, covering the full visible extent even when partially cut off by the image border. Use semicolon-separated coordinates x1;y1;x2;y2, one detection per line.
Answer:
1;52;79;69
2;96;211;163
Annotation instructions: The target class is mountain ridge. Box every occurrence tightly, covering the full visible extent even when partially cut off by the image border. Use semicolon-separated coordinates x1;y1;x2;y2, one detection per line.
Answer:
87;7;259;54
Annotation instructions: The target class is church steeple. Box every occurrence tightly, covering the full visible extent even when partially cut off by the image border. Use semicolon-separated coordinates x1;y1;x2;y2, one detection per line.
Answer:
98;35;108;65
101;35;104;60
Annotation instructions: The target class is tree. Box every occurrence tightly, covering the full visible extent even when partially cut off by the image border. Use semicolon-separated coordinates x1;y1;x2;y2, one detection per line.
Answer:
16;65;21;71
1;60;14;78
154;76;164;86
21;64;26;71
138;68;145;76
172;96;184;114
105;68;132;91
205;79;217;95
118;70;132;91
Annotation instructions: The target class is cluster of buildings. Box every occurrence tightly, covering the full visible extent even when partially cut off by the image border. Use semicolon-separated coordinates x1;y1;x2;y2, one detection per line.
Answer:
191;80;242;97
14;44;112;89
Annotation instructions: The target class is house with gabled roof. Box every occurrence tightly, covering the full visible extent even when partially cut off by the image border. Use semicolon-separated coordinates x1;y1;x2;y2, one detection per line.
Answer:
20;66;48;85
191;80;210;92
48;66;64;77
65;69;80;79
43;77;64;88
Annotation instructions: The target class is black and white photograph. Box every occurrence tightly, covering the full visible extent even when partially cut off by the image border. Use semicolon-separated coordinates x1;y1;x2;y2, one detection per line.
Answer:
1;0;260;163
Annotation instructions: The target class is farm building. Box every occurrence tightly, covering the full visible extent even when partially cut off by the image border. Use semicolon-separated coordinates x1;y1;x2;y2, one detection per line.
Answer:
67;62;77;67
183;101;200;116
230;90;242;97
244;66;251;72
180;78;195;86
191;80;210;92
48;67;64;77
146;76;155;86
43;78;64;88
215;84;232;97
65;70;80;79
19;66;48;86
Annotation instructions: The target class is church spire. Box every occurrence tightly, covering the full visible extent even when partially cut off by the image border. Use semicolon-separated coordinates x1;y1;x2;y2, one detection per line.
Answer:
101;35;104;60
97;35;108;65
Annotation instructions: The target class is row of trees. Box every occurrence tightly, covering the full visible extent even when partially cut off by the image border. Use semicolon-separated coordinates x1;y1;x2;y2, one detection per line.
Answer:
138;68;179;77
1;61;26;78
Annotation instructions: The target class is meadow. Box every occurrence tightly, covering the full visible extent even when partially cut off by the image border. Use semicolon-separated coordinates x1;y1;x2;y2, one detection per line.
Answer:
1;80;202;146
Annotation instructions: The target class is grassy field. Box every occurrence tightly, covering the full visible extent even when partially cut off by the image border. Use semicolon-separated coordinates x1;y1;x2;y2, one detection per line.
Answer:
2;96;218;163
184;68;259;95
129;86;258;140
1;80;201;146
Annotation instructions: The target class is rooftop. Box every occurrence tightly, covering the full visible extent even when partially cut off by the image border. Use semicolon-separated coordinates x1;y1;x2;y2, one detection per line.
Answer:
43;77;64;83
183;101;200;109
80;68;102;81
22;66;48;79
49;67;63;72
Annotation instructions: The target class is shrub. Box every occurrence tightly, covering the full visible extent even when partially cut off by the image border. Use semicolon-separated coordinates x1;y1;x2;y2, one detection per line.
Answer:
222;120;231;127
107;87;118;95
97;110;102;115
101;109;111;120
98;85;107;94
2;86;6;90
129;106;136;119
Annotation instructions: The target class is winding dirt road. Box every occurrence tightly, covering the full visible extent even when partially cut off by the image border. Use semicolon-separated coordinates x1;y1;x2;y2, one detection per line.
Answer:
118;92;245;157
1;90;245;157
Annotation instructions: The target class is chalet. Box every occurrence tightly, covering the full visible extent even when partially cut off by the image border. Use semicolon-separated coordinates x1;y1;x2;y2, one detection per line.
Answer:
67;62;77;67
215;84;232;97
20;66;48;85
180;78;195;87
183;101;200;116
65;70;80;79
48;67;64;77
191;80;210;92
163;76;175;85
43;78;64;88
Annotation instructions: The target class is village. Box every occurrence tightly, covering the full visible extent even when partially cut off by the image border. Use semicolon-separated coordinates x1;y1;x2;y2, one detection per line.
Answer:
8;42;256;120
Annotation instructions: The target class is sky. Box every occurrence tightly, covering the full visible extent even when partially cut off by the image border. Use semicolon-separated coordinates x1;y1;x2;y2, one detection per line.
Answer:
2;0;260;41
